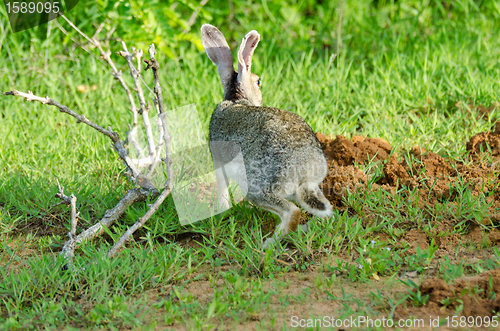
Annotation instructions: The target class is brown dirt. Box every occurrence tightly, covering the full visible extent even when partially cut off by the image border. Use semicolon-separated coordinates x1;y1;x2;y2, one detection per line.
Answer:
402;229;429;255
315;128;500;258
316;129;500;220
467;122;500;157
144;256;410;331
13;213;69;237
317;133;392;167
396;269;500;321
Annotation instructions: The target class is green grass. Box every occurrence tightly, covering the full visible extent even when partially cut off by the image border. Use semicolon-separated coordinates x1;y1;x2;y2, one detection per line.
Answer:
1;0;500;329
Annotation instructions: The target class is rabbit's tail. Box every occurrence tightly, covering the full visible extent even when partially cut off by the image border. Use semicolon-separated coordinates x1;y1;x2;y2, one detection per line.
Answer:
297;184;333;218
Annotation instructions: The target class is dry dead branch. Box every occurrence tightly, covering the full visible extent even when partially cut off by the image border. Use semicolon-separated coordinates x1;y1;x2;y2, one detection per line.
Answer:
108;44;174;258
4;15;174;264
54;178;79;263
62;187;158;261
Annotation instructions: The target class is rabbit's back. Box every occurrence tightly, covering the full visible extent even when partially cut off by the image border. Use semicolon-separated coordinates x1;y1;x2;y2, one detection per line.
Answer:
210;101;321;146
209;101;326;197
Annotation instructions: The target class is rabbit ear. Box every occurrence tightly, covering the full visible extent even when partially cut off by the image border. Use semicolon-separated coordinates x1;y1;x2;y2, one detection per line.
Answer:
201;24;235;89
236;30;262;106
237;30;260;75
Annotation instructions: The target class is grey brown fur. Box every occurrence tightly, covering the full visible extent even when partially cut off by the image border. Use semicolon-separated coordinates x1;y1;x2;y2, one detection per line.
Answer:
201;24;333;247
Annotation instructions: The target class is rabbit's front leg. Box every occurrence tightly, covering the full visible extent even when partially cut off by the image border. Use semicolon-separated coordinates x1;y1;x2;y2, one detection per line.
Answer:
214;162;231;212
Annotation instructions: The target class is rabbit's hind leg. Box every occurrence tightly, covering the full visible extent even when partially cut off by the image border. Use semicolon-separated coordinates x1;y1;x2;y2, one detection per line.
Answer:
256;194;302;249
297;183;333;218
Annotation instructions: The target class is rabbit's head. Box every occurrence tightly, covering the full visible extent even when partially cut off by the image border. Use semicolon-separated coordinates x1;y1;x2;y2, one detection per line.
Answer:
201;24;262;106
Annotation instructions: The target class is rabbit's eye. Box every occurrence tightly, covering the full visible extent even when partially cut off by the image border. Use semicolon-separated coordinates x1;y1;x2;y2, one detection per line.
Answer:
256;79;261;87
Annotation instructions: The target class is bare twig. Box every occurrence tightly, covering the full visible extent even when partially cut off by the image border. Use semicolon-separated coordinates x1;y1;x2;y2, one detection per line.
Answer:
53;19;104;64
54;178;72;206
140;75;155;96
54;179;79;238
108;44;174;258
92;22;105;41
106;26;117;42
4;90;117;139
71;37;122;49
57;18;164;181
68;188;157;243
148;118;165;178
69;195;78;239
58;188;157;262
144;45;166;115
135;47;143;74
54;178;80;262
107;185;169;258
118;43;157;161
59;14;94;44
59;15;166;176
145;45;168;178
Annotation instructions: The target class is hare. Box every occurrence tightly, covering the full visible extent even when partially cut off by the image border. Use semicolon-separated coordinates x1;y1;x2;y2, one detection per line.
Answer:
201;24;333;248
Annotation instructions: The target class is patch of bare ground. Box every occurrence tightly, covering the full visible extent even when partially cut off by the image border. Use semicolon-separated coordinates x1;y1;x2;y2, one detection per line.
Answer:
317;133;500;210
0;237;40;269
12;213;69;238
396;269;500;326
144;256;410;331
142;260;500;330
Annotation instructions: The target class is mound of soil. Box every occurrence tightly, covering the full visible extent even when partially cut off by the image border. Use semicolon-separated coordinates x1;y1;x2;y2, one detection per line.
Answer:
314;126;500;262
467;123;500;157
320;165;366;208
316;133;391;166
396;269;500;319
316;129;500;212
